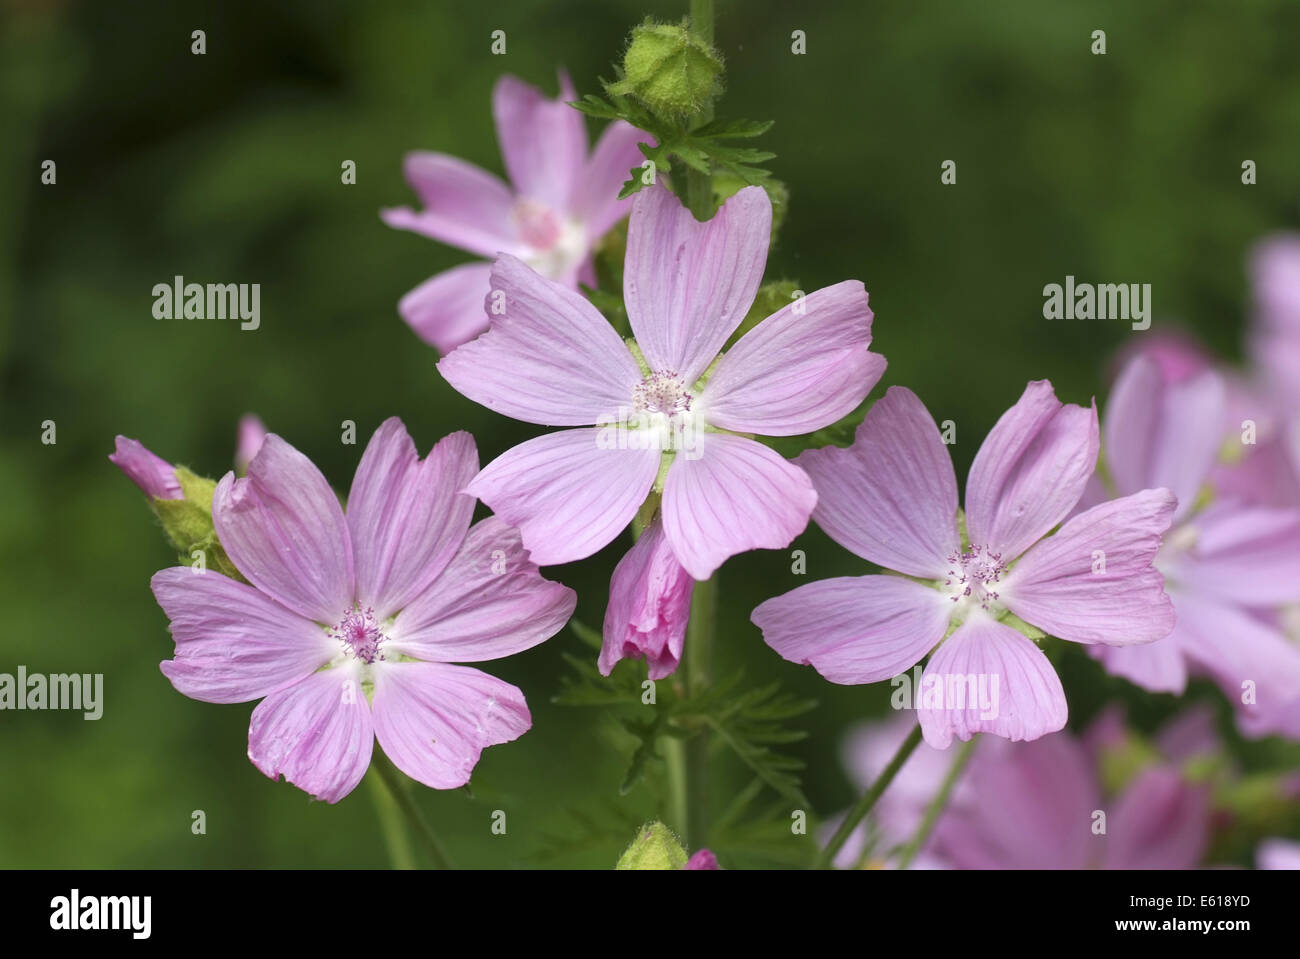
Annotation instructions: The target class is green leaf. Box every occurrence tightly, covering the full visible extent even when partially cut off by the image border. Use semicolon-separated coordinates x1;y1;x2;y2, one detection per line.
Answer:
691;117;774;139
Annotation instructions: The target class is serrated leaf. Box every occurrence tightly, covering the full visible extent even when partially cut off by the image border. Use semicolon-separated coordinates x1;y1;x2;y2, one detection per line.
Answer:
691;117;774;139
570;94;623;120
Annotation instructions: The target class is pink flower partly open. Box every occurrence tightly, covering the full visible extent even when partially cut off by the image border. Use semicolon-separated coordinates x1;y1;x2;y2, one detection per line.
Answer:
150;418;576;802
381;72;645;353
440;181;884;582
110;436;183;500
753;381;1177;749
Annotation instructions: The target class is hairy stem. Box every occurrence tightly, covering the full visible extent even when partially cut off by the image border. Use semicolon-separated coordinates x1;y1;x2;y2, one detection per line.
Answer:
367;767;416;870
371;753;455;869
683;575;716;848
685;0;715;220
897;735;978;868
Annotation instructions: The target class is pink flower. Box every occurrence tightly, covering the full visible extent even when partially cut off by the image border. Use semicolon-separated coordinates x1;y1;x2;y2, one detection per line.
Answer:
235;414;267;474
1086;355;1300;739
110;436;183;500
150;418;576;802
1248;232;1300;410
599;516;694;679
1257;839;1300;870
753;381;1176;749
685;849;720;870
381;72;645;353
440;182;884;581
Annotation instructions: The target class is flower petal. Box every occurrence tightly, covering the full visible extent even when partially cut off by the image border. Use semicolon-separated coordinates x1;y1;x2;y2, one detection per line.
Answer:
387;516;576;662
701;280;886;436
1089;628;1189;694
572;120;645;238
1002;488;1177;646
1175;502;1300;607
917;615;1067;749
152;567;336;704
467;428;660;566
380;152;521;258
1104;767;1210;869
493;72;585;210
624;184;770;384
212;434;354;623
371;661;530;790
110;436;182;499
966;380;1099;560
396;262;494;354
662;433;816;580
753;575;950;685
346;422;477;619
437;254;642;426
247;663;374;804
795;386;959;577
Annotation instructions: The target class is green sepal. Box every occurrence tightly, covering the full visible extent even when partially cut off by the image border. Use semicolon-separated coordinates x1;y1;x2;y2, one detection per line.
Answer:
615;821;690;870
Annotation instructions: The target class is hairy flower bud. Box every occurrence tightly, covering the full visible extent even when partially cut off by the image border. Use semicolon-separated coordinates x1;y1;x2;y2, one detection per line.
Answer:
616;821;689;870
610;19;723;123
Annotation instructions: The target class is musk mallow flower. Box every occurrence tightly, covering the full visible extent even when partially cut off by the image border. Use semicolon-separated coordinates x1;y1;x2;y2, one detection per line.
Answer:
439;181;885;581
753;381;1177;749
149;418;576;802
1084;354;1300;739
381;72;645;353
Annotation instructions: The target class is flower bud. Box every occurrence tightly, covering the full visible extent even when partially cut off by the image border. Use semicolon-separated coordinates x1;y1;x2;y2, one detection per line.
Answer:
685;849;720;870
610;19;723;123
616;821;688;870
109;436;182;500
235;414;267;475
600;516;693;680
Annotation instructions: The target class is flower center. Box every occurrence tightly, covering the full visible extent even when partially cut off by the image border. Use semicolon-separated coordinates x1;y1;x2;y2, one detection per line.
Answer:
944;544;1007;613
514;199;587;279
329;606;387;664
634;370;694;417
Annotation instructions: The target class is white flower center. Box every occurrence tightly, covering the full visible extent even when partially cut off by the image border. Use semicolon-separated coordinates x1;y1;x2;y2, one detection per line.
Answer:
329;606;388;665
945;544;1008;618
631;370;701;453
515;199;587;279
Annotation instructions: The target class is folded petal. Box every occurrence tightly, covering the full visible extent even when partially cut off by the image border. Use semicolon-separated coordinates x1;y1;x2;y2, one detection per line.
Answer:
347;422;477;619
437;254;642;426
1104;768;1210;869
212;434;354;623
1175;502;1300;607
247;663;375;804
396;262;494;354
110;436;182;499
701;280;885;436
572;120;645;238
153;567;336;704
371;661;530;790
1002;488;1176;646
624;184;770;384
795;386;959;577
966;380;1099;561
662;433;816;580
917;615;1067;749
493;72;585;210
753;575;951;685
467;428;661;566
599;516;694;680
380;152;521;258
387;516;576;662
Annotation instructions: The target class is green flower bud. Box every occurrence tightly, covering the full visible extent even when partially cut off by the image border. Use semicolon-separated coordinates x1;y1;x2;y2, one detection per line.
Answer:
610;19;723;123
616;821;689;870
153;467;243;580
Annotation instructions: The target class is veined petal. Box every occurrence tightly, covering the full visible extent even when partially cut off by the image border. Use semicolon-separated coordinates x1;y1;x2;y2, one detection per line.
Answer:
371;661;530;790
493;72;585;210
966;380;1099;561
396;262;494;354
917;615;1067;749
212;434;354;623
1175;502;1300;607
573;120;645;239
599;516;693;680
795;386;959;577
1104;768;1210;870
347;422;478;619
624;184;770;384
662;433;816;580
701;280;885;436
380;152;521;259
388;517;576;663
467;429;661;566
437;254;642;426
153;567;336;704
1003;489;1177;646
1089;627;1189;695
753;575;950;685
247;663;374;804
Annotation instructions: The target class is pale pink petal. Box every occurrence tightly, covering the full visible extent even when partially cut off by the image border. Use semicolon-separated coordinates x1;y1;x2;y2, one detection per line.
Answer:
795;386;959;578
212;434;354;623
573;120;645;238
917;616;1067;749
371;661;530;790
387;516;576;663
110;436;182;499
493;72;585;210
753;576;950;685
247;663;375;803
1258;839;1300;870
599;516;693;680
1104;767;1210;869
1002;489;1176;646
1175;502;1300;607
380;152;522;259
152;567;336;704
467;428;661;566
346;422;477;619
624;184;770;384
396;262;494;354
235;415;267;474
966;380;1099;561
437;254;642;426
662;433;816;580
1089;627;1189;694
700;280;886;436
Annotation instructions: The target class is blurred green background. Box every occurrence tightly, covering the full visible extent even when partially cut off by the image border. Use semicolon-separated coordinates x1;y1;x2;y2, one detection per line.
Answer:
2;0;1298;868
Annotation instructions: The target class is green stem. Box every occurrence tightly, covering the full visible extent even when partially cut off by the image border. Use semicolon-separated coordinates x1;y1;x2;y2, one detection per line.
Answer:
816;723;924;869
367;767;416;869
683;575;716;848
896;735;978;869
685;0;715;220
663;735;688;839
370;753;455;869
